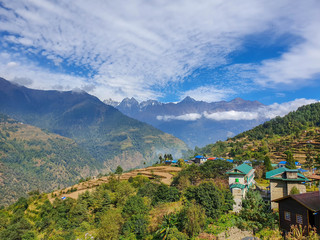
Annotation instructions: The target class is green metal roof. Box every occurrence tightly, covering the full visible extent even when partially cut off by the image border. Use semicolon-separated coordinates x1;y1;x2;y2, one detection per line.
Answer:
266;167;309;181
227;163;253;175
230;183;246;189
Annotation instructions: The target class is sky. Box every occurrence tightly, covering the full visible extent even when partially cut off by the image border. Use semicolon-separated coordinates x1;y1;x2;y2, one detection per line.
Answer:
1;0;320;107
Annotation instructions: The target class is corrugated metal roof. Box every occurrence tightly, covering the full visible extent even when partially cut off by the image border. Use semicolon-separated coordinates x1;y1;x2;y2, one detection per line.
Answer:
227;163;252;175
236;163;253;175
274;191;320;212
266;167;309;181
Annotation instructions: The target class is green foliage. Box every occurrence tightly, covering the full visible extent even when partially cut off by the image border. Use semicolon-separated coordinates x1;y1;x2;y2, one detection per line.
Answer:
237;189;278;232
122;214;149;239
263;156;273;172
289;186;300;195
153;184;180;205
178;201;206;237
285;150;296;169
97;208;124;240
234;102;320;140
115;165;124;175
185;182;230;219
137;182;159;199
206;214;238;235
199;160;233;179
128;175;150;188
155;213;179;240
122;196;149;219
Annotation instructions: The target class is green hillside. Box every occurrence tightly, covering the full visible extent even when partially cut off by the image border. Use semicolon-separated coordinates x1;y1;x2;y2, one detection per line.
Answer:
196;102;320;166
0;114;100;206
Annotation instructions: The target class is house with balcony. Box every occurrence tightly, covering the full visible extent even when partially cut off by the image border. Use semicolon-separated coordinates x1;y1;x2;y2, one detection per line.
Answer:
226;163;255;212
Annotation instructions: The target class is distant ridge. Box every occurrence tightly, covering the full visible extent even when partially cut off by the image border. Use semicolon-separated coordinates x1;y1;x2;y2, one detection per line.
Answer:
105;96;265;147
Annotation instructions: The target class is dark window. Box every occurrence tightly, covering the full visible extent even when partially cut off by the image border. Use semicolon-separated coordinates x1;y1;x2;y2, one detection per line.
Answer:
296;214;303;224
285;211;291;221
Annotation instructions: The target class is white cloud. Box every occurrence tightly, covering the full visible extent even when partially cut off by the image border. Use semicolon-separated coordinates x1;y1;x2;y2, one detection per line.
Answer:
156;98;319;121
259;98;319;119
203;110;259;121
0;1;319;100
180;86;235;102
156;113;202;121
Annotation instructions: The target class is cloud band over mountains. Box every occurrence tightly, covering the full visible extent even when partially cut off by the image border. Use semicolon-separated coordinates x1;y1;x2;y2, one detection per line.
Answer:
156;98;318;121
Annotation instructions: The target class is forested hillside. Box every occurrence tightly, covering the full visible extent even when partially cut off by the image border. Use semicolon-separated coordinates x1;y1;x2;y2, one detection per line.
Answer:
195;102;320;165
0;161;278;239
0;114;99;206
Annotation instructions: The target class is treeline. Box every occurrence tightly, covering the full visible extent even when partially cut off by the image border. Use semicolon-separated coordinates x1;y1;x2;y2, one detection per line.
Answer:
234;102;320;141
189;102;320;167
0;161;278;239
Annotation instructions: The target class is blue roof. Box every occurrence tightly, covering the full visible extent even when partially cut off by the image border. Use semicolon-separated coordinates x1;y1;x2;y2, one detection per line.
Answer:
278;161;301;166
298;168;308;173
226;159;234;163
195;155;204;158
61;196;66;200
171;160;178;163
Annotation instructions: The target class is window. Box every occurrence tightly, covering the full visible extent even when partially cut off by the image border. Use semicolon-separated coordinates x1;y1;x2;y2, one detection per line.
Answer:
296;214;303;224
284;211;291;221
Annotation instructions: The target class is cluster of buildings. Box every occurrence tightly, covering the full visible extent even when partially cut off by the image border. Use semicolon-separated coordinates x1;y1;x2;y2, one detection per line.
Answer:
164;154;320;235
225;162;320;235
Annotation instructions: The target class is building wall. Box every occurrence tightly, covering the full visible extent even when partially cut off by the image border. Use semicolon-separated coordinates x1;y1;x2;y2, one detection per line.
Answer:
229;175;245;185
287;182;306;195
232;188;245;213
270;180;287;209
270;180;307;209
278;198;309;234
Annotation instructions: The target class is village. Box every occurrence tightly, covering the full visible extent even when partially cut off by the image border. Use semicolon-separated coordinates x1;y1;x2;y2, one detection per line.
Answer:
165;155;320;236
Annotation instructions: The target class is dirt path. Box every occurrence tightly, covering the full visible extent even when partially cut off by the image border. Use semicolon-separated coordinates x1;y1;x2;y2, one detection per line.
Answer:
48;165;181;202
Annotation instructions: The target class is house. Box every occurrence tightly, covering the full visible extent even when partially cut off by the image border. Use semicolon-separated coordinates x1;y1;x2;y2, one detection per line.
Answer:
226;163;255;212
273;191;320;235
194;155;207;164
266;167;310;209
277;161;301;168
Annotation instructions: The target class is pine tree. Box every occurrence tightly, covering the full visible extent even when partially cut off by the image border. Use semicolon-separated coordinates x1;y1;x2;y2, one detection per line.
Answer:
263;156;273;172
285;151;296;169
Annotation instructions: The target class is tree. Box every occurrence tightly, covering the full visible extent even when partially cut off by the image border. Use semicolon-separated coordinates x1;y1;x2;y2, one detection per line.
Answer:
115;165;123;181
305;153;314;171
179;201;206;237
289;186;300;195
178;158;185;168
185;182;224;219
285;151;296;169
153;184;180;205
159;155;164;164
96;208;124;240
122;196;149;219
237;189;278;232
263;156;273;172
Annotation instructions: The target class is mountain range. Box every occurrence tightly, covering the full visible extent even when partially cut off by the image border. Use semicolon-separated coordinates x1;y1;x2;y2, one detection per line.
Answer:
105;97;266;147
0;77;188;204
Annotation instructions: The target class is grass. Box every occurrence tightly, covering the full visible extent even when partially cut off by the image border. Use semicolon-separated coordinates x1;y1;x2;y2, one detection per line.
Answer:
205;213;238;235
255;178;269;189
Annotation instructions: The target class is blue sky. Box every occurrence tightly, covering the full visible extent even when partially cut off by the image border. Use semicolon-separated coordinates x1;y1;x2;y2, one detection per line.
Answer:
0;0;320;107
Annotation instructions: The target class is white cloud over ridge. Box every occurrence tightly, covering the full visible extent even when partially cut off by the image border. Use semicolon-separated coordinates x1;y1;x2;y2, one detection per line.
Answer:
156;98;318;121
0;1;319;101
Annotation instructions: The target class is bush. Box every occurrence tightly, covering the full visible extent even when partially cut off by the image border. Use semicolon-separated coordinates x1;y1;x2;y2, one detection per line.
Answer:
185;182;225;219
153;184;180;205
